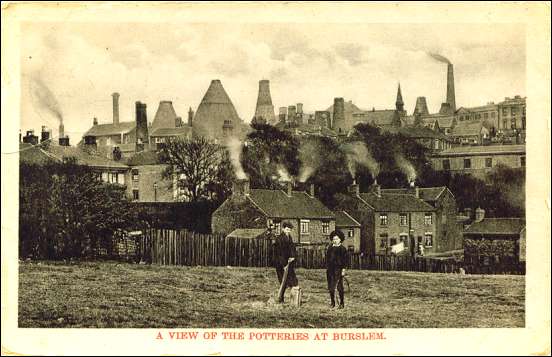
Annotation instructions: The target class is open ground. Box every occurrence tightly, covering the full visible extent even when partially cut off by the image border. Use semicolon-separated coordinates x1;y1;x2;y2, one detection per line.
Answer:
18;261;524;328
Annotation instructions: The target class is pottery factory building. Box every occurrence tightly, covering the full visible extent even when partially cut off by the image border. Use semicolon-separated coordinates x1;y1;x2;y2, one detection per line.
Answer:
212;180;336;245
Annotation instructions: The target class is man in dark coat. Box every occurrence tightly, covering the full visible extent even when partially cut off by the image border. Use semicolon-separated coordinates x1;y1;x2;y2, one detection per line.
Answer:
326;230;348;309
273;221;298;303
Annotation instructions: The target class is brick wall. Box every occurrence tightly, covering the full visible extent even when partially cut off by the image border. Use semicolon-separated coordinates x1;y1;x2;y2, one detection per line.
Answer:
432;189;462;253
127;164;173;202
431;153;525;179
338;226;361;253
374;211;436;254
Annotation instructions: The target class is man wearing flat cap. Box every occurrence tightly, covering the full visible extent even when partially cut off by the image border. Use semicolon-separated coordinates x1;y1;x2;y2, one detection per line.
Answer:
273;221;298;303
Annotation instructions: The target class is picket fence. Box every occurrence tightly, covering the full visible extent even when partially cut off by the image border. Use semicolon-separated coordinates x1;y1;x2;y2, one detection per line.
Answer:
133;229;524;275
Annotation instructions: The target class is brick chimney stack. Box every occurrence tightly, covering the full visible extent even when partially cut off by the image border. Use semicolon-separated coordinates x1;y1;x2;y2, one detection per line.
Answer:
349;179;360;197
283;181;293;197
112;92;120;125
232;179;250;203
188;107;194;127
446;63;456;112
309;183;315;197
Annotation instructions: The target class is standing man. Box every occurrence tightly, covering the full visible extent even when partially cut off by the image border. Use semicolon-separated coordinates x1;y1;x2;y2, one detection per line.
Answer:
326;230;348;309
273;221;298;303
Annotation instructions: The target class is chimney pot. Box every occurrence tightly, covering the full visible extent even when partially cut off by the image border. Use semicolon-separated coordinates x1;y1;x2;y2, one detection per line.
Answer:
349;181;360;197
285;181;293;197
309;183;315;197
93;117;98;126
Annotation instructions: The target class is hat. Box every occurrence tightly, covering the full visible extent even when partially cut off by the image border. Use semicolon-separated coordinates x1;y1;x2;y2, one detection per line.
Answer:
282;221;294;229
329;230;345;242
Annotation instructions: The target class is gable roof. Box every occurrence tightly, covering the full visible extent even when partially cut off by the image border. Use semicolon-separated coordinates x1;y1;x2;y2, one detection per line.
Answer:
381;187;447;202
20;143;128;169
335;211;361;227
19;143;57;165
464;218;525;235
451;121;487;137
247;189;334;219
84;122;136;137
358;192;435;212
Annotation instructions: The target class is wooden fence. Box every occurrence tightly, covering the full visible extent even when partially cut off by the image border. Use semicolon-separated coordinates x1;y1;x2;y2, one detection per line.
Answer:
134;229;524;275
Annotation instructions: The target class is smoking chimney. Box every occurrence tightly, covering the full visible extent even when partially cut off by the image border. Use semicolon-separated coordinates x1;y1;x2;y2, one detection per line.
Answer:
232;178;250;203
23;130;38;145
59;122;65;139
283;181;293;197
252;80;276;124
112;92;120;125
59;136;70;146
446;63;456;112
332;97;345;134
349;179;360;197
308;183;315;197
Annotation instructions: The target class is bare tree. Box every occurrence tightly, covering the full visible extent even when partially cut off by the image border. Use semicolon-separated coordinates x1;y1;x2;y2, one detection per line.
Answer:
159;136;232;202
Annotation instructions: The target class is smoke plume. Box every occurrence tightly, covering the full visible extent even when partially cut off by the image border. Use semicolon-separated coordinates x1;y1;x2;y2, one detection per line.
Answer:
298;139;323;182
340;141;380;179
226;137;247;180
428;52;451;64
30;77;63;123
395;154;417;182
276;164;292;182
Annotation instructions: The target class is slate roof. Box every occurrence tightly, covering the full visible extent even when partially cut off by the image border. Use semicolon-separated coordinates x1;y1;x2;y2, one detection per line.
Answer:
381;187;447;202
450;121;486;137
150;126;192;137
19;143;56;165
83;122;136;137
434;144;526;157
358;192;435;212
464;218;525;235
226;228;268;239
335;211;361;227
247;189;334;219
20;143;128;169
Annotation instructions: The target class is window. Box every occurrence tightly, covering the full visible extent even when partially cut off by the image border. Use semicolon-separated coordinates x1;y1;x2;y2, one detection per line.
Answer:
273;223;281;235
348;229;354;238
300;220;310;234
464;159;471;169
109;173;118;183
101;172;108;182
117;173;125;185
106;137;112;145
520;156;526;167
132;189;139;201
502;108;508;116
132;169;139;182
491;112;496;118
511;107;517;115
484;113;488;119
424;234;433;247
399;234;408;244
442;159;450;171
379;213;388;226
400;213;408;226
485;158;492;168
322;222;330;234
424;213;433;226
511;119;516;129
390;238;397;246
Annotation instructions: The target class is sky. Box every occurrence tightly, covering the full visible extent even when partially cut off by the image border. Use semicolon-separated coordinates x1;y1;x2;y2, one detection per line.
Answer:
20;22;526;140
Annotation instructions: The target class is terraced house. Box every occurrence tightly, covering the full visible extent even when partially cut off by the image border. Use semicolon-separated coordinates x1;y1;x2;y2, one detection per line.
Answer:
335;182;461;256
212;180;335;244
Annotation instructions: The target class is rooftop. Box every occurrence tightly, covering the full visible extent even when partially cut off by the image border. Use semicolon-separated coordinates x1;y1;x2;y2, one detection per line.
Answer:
335;210;361;227
247;189;334;219
226;228;268;239
358;192;435;212
150;126;192;137
20;143;128;169
353;110;400;127
83;121;136;137
464;218;525;235
450;121;487;137
381;187;448;202
126;151;162;166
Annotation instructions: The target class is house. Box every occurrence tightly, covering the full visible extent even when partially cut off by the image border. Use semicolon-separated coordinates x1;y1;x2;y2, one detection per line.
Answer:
212;180;335;245
463;208;525;266
430;144;526;179
395;125;452;151
334;211;361;253
449;120;490;145
335;182;460;256
226;228;269;240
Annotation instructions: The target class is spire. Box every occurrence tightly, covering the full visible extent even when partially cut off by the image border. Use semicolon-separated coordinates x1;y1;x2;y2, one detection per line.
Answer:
395;82;404;112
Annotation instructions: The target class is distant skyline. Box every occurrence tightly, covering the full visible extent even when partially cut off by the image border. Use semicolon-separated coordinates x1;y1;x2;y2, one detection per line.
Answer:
21;22;526;139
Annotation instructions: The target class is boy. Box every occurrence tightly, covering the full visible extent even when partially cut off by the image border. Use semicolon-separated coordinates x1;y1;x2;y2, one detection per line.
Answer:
326;230;348;309
273;221;298;303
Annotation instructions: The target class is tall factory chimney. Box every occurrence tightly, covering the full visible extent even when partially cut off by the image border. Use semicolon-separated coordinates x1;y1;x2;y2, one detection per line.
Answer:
446;63;456;112
332;97;345;134
59;122;65;139
112;92;120;125
252;80;276;125
135;101;149;151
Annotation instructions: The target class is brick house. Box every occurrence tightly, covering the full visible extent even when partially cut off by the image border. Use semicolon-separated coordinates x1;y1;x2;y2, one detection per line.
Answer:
334;211;361;253
335;182;460;256
212;180;335;244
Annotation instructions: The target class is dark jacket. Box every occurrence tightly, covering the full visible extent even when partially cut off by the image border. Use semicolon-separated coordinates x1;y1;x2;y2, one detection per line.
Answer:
273;232;297;267
326;245;348;270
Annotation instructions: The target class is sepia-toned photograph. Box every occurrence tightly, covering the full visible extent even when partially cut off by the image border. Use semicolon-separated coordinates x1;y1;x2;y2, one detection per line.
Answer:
2;1;550;356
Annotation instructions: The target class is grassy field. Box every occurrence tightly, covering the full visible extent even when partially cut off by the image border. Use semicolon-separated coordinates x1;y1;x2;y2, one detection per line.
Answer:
18;261;525;328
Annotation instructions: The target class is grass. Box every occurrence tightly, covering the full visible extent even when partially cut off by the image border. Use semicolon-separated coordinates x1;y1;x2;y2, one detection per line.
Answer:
18;261;524;328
